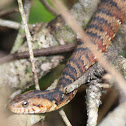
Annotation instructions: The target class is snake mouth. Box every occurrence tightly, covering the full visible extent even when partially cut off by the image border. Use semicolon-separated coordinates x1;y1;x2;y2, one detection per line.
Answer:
8;104;25;114
8;103;48;114
8;99;49;114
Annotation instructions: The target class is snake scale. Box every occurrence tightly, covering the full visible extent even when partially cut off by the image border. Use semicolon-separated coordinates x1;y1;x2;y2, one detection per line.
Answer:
8;0;126;113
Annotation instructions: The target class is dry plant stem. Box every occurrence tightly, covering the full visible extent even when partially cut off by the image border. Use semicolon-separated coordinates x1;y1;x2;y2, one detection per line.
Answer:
0;43;76;64
15;42;76;58
17;0;39;90
11;0;31;53
51;0;126;96
40;0;57;15
59;109;72;126
86;84;102;126
0;19;20;29
0;8;18;17
0;54;15;64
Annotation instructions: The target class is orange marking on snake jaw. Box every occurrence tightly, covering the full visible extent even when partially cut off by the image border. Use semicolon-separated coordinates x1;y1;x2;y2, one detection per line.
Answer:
8;0;126;114
32;108;35;112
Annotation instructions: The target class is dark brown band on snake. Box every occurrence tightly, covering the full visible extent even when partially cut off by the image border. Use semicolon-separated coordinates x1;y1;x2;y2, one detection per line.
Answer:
8;0;126;113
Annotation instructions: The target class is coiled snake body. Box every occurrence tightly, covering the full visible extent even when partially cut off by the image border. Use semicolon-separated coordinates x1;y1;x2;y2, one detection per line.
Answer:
8;0;126;113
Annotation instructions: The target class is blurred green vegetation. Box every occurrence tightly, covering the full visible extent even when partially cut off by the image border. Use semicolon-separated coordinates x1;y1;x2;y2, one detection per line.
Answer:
122;50;126;58
8;0;78;23
29;0;78;23
29;0;55;23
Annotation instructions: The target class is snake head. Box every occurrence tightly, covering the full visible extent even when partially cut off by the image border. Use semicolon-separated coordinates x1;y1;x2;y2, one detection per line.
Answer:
8;90;56;114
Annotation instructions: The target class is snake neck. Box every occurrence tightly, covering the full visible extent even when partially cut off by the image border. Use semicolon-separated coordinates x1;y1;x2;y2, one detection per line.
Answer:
8;0;126;114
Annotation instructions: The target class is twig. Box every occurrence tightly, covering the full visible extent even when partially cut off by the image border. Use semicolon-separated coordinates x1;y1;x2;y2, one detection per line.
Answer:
86;83;102;126
0;19;32;30
17;0;39;90
11;0;31;53
64;74;110;94
0;54;15;64
50;0;126;96
0;43;76;64
59;109;72;126
0;19;20;29
16;42;76;58
0;8;18;17
40;0;57;15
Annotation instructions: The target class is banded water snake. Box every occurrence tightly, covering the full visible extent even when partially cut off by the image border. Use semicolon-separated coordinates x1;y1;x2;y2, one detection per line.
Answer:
8;0;126;114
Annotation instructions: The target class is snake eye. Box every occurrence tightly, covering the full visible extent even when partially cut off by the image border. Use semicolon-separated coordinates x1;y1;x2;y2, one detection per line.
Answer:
22;100;29;108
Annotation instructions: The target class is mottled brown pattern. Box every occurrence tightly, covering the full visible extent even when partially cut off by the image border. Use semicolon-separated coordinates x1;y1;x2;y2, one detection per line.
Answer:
69;61;82;78
114;0;126;14
87;28;110;48
8;0;126;113
64;74;74;82
96;13;120;30
54;0;126;110
100;3;124;22
89;20;115;39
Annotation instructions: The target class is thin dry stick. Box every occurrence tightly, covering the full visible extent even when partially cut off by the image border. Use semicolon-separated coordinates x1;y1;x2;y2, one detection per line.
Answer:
0;19;20;29
59;109;72;126
64;74;110;94
51;0;126;96
17;0;39;90
86;84;102;126
11;0;31;53
0;43;76;64
0;8;18;17
40;0;57;15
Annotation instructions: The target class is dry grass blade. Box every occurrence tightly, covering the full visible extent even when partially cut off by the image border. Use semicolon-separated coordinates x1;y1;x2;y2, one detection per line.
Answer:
59;109;72;126
17;0;40;90
0;8;18;17
0;19;20;29
40;0;57;15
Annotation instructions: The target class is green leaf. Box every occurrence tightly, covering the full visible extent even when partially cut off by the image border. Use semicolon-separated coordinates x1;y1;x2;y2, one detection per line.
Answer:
29;0;55;23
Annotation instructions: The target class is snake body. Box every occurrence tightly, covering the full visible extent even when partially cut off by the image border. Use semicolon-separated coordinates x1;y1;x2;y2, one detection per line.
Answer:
8;0;126;113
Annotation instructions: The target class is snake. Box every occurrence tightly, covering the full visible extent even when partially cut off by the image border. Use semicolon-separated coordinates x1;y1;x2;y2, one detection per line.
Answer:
8;0;126;114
